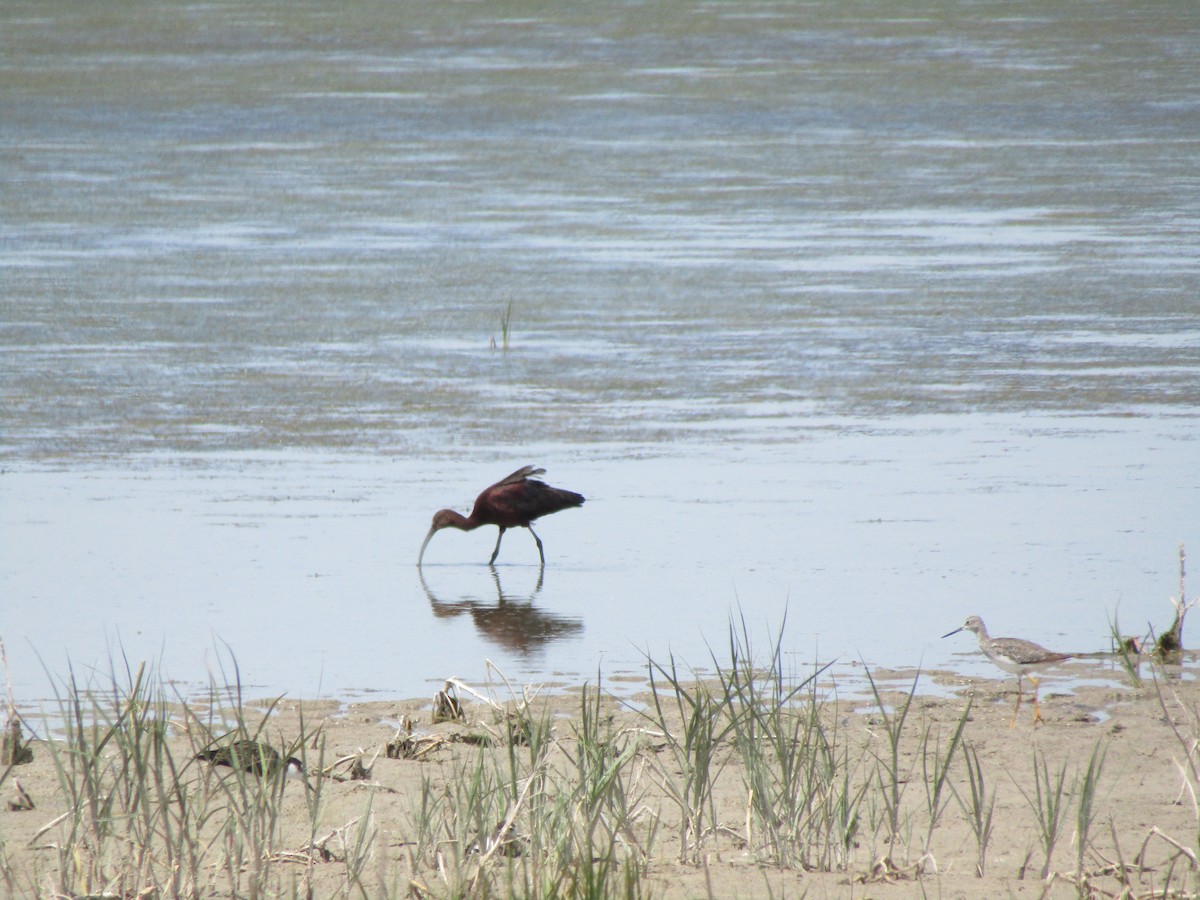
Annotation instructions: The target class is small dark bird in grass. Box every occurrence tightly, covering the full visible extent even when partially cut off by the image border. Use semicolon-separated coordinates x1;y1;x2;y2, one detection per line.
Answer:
418;466;585;566
195;739;303;779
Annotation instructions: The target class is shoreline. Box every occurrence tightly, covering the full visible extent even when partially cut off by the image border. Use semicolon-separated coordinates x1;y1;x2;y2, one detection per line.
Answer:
12;649;1160;719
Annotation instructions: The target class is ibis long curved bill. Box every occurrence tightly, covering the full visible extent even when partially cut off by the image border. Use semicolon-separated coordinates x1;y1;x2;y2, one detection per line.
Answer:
418;523;438;566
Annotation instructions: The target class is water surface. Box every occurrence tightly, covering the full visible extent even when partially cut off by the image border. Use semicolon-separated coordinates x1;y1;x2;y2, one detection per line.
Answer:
3;0;1198;705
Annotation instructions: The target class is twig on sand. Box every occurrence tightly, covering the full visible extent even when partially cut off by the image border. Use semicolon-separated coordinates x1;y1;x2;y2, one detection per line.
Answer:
1134;825;1199;871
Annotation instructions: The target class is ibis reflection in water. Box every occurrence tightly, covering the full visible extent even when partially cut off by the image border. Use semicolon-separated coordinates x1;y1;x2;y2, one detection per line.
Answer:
419;566;583;655
418;466;585;566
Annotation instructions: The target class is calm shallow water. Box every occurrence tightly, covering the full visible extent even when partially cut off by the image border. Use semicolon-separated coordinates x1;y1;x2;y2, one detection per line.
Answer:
2;0;1198;705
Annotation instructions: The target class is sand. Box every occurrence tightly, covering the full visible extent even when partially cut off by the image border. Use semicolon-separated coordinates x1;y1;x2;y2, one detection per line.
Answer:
2;661;1197;898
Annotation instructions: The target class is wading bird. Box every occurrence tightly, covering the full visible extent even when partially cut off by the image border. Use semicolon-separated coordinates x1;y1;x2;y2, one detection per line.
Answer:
195;739;303;779
943;615;1072;727
418;466;585;566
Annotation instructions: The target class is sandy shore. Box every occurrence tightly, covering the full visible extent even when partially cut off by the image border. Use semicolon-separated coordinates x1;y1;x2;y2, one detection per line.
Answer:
2;660;1197;898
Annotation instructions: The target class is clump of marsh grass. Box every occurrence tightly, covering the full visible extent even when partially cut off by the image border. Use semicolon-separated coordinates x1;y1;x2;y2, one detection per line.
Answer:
918;694;971;866
404;666;545;894
643;615;977;880
491;299;514;353
715;613;862;872
953;740;996;877
1141;668;1200;890
404;745;533;897
1008;738;1110;887
28;651;329;899
1023;748;1071;880
850;670;975;880
1107;605;1145;687
1155;543;1197;661
404;670;655;898
1073;740;1110;891
861;668;925;870
641;650;735;865
518;679;654;899
39;660;205;898
574;680;657;855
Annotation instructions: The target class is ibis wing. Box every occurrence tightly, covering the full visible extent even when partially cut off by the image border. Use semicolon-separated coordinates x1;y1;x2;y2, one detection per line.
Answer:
487;465;545;491
485;478;584;526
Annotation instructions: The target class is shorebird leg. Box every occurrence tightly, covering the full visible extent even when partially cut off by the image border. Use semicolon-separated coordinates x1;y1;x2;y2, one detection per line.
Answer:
489;527;507;565
1030;675;1044;725
1009;675;1024;729
528;525;546;565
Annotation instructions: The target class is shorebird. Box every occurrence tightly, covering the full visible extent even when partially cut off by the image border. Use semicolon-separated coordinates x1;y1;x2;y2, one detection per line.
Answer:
195;739;303;779
943;615;1072;727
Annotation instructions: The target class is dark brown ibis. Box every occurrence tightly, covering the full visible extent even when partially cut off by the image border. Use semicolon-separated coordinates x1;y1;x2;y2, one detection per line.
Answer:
418;465;584;566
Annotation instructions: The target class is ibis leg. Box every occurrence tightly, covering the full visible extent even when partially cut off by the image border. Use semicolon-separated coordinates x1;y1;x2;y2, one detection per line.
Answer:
528;525;546;565
489;527;507;565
